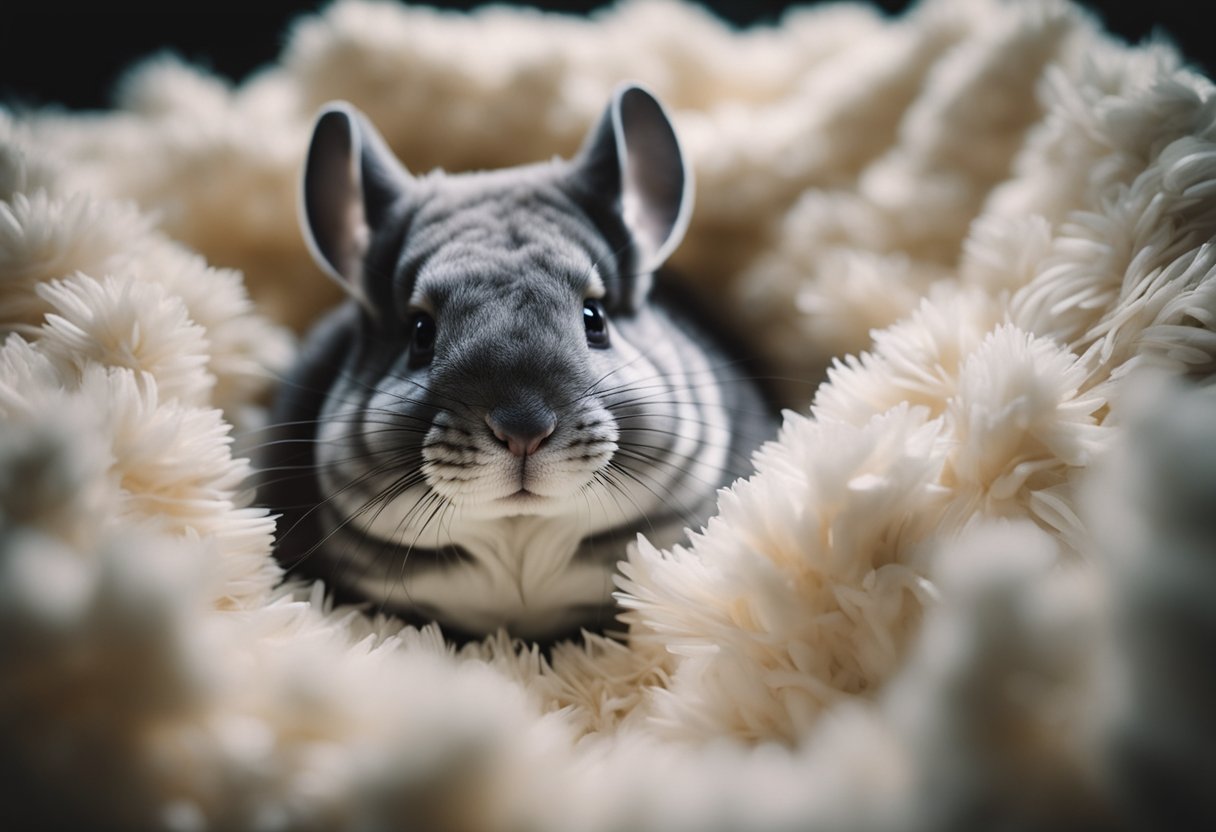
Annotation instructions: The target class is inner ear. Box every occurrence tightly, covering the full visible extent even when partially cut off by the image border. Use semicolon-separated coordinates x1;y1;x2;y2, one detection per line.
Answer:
616;87;692;272
574;84;694;276
300;101;410;302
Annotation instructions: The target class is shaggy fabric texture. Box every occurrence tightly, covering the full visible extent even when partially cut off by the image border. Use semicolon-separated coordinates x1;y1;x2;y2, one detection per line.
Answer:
2;0;1215;828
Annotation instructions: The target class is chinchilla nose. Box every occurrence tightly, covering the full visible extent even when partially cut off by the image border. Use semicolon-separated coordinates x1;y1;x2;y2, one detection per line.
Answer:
485;405;556;458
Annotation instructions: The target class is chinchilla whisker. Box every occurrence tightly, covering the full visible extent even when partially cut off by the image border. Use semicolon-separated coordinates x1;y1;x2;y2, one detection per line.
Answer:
235;411;435;440
330;474;439;593
613;417;774;449
611;447;733;494
273;460;428;555
375;491;451;618
607;395;777;421
592;467;655;535
242;427;429;457
605;459;705;532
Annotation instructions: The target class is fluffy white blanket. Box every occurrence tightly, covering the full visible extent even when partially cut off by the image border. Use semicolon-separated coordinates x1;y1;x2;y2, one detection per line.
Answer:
3;0;1214;828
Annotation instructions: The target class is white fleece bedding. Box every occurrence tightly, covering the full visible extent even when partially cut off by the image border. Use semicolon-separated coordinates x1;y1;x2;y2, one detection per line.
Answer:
2;0;1215;828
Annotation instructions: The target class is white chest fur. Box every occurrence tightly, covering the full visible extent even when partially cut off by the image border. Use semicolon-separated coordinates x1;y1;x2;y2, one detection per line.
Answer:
347;512;619;638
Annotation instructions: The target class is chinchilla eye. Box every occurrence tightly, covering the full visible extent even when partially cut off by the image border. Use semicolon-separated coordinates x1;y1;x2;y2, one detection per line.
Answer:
583;299;609;347
409;311;436;366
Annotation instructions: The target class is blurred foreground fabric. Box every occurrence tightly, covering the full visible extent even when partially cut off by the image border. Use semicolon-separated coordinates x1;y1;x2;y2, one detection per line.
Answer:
2;0;1214;828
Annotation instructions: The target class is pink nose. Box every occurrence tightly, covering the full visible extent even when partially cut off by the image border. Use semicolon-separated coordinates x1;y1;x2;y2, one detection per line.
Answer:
486;411;555;458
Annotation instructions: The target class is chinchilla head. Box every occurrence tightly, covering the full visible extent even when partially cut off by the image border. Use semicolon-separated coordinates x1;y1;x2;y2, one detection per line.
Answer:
298;84;694;520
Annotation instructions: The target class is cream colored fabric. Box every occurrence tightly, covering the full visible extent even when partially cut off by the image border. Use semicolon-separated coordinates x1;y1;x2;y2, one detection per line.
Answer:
2;0;1214;827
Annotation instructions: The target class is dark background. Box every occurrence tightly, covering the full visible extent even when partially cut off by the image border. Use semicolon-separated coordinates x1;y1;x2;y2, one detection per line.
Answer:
0;1;1209;111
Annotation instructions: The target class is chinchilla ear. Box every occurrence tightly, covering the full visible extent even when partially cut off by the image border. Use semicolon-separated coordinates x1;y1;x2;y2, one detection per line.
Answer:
572;83;694;275
299;101;410;303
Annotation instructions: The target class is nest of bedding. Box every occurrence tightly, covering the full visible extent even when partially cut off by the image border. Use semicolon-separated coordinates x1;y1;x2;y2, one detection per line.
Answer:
2;0;1215;829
